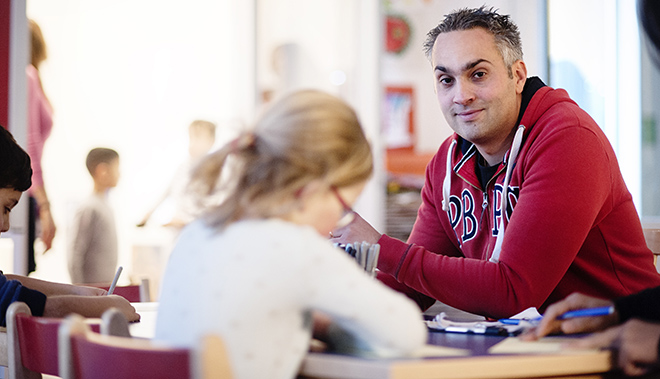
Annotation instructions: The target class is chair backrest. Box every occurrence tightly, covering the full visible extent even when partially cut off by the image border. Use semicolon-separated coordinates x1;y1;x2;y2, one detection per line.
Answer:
58;313;232;379
642;220;660;271
6;302;101;379
89;278;151;302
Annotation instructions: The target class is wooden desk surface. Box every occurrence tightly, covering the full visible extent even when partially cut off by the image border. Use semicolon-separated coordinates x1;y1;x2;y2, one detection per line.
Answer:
118;302;618;379
0;302;614;378
299;331;612;379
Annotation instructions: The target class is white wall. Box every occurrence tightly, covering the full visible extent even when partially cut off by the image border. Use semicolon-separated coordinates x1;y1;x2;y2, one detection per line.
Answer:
24;0;254;283
548;0;642;210
256;0;384;230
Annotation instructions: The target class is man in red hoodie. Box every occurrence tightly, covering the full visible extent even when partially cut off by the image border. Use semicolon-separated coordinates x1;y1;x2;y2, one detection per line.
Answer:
332;6;660;319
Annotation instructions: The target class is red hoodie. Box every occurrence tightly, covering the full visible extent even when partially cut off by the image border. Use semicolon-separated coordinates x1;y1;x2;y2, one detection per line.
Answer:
377;79;660;318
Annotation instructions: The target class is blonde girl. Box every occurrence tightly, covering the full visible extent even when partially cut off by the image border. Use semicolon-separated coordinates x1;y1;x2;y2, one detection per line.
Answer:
155;90;426;379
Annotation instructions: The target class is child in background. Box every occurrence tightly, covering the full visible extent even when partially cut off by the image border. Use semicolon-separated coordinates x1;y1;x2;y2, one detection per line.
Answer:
67;148;120;284
137;120;216;229
0;126;138;325
155;90;427;379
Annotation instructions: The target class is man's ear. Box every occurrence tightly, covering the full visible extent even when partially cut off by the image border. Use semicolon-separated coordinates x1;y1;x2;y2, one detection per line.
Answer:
512;60;527;94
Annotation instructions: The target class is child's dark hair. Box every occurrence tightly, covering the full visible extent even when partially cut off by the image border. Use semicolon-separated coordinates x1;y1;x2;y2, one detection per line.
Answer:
0;126;32;191
86;148;119;176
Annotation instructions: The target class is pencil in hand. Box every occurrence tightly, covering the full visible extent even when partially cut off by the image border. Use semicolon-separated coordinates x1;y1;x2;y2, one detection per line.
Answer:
107;266;123;295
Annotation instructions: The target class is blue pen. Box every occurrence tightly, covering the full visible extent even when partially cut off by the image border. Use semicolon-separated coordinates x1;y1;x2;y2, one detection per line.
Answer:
498;317;542;325
557;305;615;320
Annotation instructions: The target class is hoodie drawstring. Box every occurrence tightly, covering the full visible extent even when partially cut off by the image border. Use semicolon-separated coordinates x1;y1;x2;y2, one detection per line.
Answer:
440;126;526;263
442;139;457;212
489;125;525;263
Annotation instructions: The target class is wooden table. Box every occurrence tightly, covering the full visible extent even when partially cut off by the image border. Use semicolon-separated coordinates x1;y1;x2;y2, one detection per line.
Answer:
130;302;615;379
299;331;613;379
1;302;616;378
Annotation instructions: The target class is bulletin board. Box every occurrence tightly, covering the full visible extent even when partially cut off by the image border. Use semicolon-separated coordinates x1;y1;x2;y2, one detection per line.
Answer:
383;86;414;151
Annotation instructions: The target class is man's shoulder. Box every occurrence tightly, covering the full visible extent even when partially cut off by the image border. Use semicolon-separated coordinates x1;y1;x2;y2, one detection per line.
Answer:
523;86;597;134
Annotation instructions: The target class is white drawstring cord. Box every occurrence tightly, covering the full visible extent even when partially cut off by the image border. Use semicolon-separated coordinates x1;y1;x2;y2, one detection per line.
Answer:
442;139;457;212
489;125;526;263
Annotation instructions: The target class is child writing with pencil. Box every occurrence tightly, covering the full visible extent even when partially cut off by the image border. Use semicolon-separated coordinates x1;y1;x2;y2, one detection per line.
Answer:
155;90;427;379
0;126;139;326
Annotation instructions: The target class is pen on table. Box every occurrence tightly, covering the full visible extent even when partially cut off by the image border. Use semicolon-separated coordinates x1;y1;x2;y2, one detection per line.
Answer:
107;266;123;295
557;305;615;320
498;306;615;325
498;317;542;325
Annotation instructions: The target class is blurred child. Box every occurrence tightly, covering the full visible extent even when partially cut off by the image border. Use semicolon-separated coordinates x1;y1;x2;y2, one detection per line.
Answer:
0;126;138;324
155;90;427;379
67;148;120;284
137;120;216;229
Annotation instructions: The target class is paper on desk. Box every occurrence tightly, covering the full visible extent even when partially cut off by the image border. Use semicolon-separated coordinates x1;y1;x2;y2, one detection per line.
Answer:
488;336;597;355
426;307;542;335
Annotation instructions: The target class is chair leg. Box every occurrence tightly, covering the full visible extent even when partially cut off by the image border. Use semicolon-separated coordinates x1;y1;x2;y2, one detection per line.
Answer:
139;278;152;302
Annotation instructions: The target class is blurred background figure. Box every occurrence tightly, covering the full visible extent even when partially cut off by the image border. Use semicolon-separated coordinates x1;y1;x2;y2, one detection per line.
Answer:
68;148;120;284
26;19;56;273
138;120;217;230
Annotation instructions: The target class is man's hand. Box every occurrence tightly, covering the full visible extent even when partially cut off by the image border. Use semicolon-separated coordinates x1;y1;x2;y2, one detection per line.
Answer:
565;319;660;376
521;292;618;340
329;213;382;245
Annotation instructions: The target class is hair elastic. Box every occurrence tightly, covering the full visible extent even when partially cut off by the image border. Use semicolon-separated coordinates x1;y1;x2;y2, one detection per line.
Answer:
230;133;256;154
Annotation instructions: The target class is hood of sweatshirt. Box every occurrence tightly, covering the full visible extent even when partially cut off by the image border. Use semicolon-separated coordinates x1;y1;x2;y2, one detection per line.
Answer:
440;77;578;262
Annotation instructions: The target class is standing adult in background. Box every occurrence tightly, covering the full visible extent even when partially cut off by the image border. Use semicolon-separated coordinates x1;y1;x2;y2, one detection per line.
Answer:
137;120;217;230
331;6;660;319
26;19;56;273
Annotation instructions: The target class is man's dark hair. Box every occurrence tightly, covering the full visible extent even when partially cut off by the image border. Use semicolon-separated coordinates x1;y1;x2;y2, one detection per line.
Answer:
639;0;660;65
423;5;523;73
0;126;32;191
86;148;119;176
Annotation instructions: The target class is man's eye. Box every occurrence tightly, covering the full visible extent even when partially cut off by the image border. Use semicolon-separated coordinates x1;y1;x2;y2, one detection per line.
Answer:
439;77;453;85
473;71;486;79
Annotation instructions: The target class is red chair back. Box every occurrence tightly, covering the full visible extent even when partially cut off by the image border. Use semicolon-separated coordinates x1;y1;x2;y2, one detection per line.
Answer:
59;313;232;379
69;333;192;379
100;284;142;302
14;314;61;375
8;302;101;378
84;278;151;302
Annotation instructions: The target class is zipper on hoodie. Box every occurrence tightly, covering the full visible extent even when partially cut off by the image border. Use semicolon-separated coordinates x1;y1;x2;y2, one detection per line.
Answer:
479;191;488;230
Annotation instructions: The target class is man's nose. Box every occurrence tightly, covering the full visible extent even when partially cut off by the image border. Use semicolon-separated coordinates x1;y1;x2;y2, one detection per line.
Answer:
453;80;475;105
